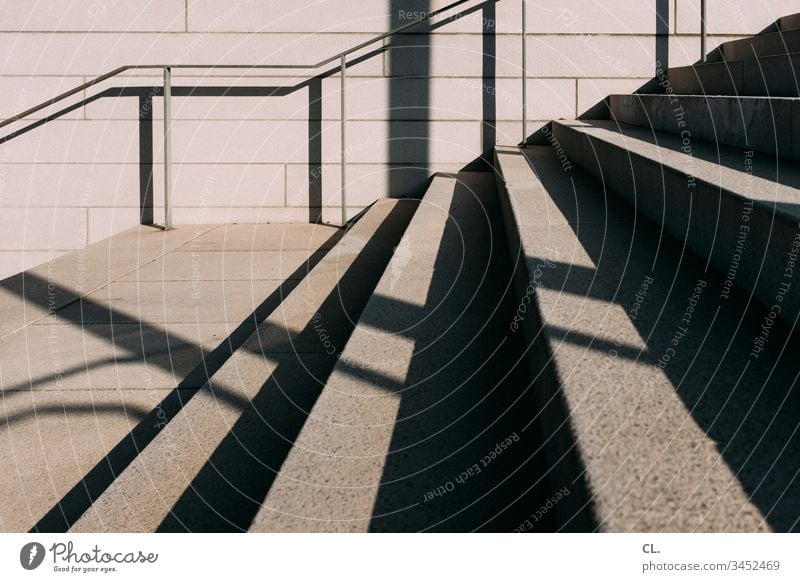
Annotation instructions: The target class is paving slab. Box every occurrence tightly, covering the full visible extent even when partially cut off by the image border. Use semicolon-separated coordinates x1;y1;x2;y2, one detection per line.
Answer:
0;225;220;338
35;280;283;325
119;250;319;282
0;388;182;532
0;322;229;392
176;223;342;252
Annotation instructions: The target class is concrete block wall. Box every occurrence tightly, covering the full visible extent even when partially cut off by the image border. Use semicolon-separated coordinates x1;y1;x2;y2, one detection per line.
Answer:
0;0;796;279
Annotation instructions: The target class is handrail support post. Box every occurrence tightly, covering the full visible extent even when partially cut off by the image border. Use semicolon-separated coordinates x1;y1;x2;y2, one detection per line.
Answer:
163;66;173;230
700;0;707;62
340;55;347;227
521;0;527;145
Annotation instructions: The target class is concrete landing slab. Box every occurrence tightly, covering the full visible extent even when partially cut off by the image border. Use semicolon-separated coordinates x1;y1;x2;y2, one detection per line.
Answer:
36;280;283;325
177;223;342;252
0;388;183;532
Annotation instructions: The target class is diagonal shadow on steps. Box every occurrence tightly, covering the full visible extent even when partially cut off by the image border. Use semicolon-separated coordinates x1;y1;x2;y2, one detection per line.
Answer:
333;175;565;532
523;148;800;532
155;202;416;532
17;228;344;532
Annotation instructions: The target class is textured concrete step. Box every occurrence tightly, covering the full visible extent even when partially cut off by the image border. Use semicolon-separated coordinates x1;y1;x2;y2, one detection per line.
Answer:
249;172;554;532
608;94;800;160
1;222;344;533
495;145;800;531
551;119;800;327
69;199;416;532
667;53;800;96
715;27;800;61
779;13;800;31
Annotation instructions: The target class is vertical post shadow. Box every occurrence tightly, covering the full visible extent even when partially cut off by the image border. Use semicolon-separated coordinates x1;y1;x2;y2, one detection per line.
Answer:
480;0;497;165
655;0;670;70
138;92;154;225
389;0;431;198
308;77;323;223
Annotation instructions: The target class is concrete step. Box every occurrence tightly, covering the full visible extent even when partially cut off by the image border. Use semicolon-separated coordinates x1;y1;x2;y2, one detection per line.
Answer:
495;144;800;531
713;27;800;61
550;119;800;327
779;13;800;31
1;222;350;532
607;94;800;160
667;53;800;96
248;172;555;532
1;222;345;533
68;199;417;532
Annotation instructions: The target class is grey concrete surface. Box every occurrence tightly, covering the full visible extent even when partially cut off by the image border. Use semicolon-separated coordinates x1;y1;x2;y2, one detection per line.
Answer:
70;199;418;532
495;145;800;531
779;13;800;31
0;222;341;532
249;173;554;533
608;94;799;160
718;27;800;61
551;119;800;328
0;225;218;338
667;53;800;96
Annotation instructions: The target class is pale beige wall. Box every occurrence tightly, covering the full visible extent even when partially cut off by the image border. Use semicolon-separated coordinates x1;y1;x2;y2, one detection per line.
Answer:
0;0;796;278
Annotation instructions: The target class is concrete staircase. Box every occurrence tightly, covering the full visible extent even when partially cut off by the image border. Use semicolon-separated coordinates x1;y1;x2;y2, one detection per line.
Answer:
489;14;800;531
4;13;800;534
2;172;556;533
667;13;800;96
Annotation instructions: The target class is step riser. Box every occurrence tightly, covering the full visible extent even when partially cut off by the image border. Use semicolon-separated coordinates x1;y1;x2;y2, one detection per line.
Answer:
668;54;800;96
780;14;800;31
552;121;800;326
721;28;800;61
608;95;800;160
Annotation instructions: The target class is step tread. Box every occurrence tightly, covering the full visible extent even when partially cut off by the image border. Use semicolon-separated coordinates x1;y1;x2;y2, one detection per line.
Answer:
250;172;548;532
607;93;800;160
67;199;416;533
554;119;800;215
496;145;800;531
717;27;800;60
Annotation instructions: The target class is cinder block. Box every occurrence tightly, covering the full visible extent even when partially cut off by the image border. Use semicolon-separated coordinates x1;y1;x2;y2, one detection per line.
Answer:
0;120;140;163
0;0;185;32
319;119;481;164
188;0;389;33
154;163;286;207
0;33;384;76
0;163;138;207
88;207;140;244
0;250;61;280
529;0;673;34
0;207;87;250
676;0;800;34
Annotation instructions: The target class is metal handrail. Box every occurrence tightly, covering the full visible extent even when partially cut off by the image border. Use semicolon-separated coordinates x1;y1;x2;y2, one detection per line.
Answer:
3;0;530;229
0;0;486;229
